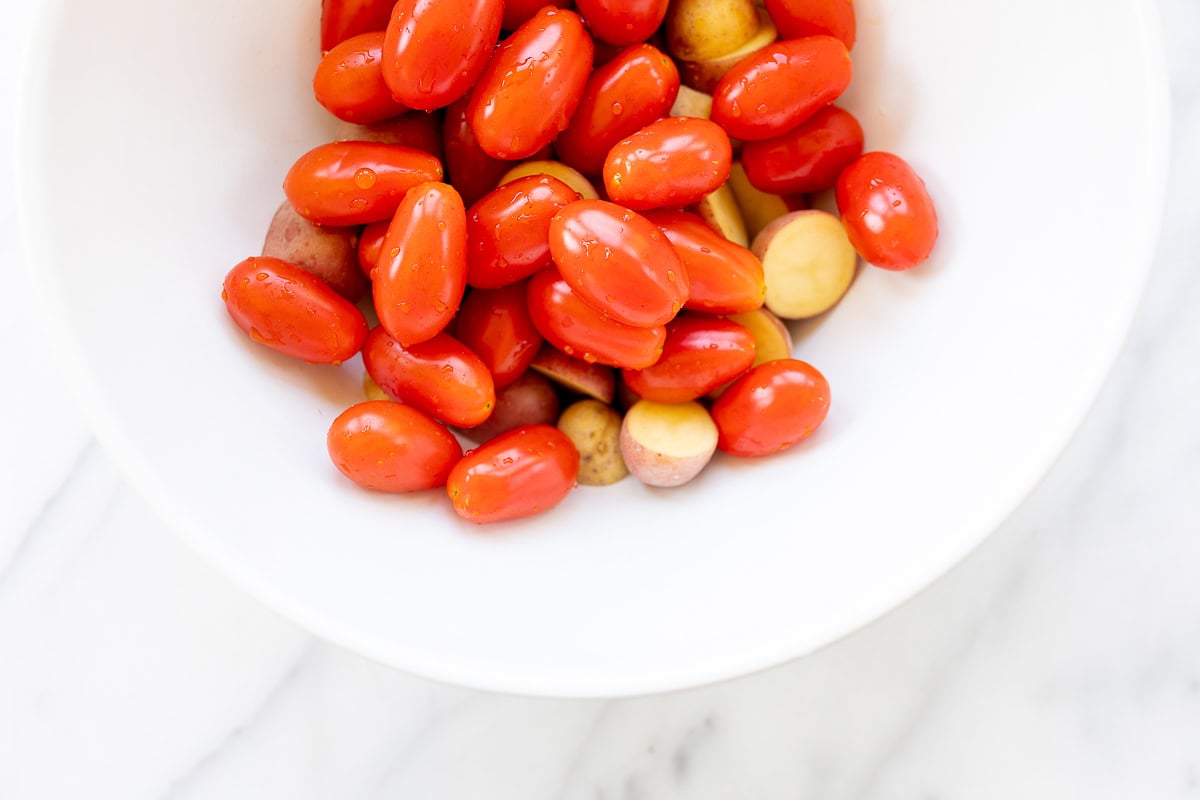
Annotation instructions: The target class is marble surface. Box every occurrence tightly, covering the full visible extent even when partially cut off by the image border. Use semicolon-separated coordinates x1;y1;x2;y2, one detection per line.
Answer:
3;1;1199;796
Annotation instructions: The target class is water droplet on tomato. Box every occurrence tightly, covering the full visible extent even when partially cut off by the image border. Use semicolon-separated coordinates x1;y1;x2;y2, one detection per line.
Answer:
611;102;623;116
255;272;269;281
437;221;447;231
354;168;377;189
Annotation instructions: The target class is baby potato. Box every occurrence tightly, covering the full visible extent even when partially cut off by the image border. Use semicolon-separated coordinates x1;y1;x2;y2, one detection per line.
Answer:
262;200;366;301
727;160;804;240
666;0;760;62
557;399;628;486
678;9;777;93
751;209;857;319
620;400;718;488
669;85;714;120
691;183;749;247
497;160;599;199
460;370;561;443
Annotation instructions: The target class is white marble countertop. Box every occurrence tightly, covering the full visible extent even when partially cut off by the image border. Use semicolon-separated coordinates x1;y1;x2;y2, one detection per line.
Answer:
3;2;1199;797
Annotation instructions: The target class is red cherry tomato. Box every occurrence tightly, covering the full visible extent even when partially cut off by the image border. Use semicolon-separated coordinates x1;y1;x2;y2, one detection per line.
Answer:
710;36;852;142
711;359;830;456
765;0;855;49
454;282;544;388
526;269;666;369
374;181;467;347
466;175;581;289
382;0;503;111
357;219;389;277
502;0;571;31
741;105;864;195
362;327;496;427
604;116;732;210
555;43;681;177
442;95;515;207
642;209;766;314
282;141;444;226
327;401;464;492
622;315;756;403
446;425;580;523
575;0;670;47
320;0;395;52
313;32;409;125
549;199;689;327
221;256;368;364
467;7;595;159
835;151;939;271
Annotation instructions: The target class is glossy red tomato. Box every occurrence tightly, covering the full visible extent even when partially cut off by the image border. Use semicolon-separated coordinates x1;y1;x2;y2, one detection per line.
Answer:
549;199;688;327
575;0;670;46
357;219;389;277
710;36;852;142
502;0;571;30
454;282;544;388
221;256;368;364
622;315;756;403
467;7;595;159
604;116;732;210
466;175;581;289
555;43;680;177
446;425;580;523
642;209;765;314
362;327;496;427
711;359;830;456
327;401;464;492
382;0;503;111
313;32;409;124
320;0;395;52
741;105;864;195
442;95;515;207
282;141;443;226
526;269;666;369
835;151;939;271
374;182;467;347
764;0;856;49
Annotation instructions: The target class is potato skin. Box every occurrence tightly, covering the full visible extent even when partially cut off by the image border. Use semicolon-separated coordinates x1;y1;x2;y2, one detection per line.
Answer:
619;400;717;487
557;400;628;486
262;201;366;300
666;0;760;62
460;370;560;443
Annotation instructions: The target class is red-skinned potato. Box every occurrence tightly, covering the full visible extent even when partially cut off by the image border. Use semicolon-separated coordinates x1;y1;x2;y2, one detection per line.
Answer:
529;345;617;404
334;113;445;162
459;370;561;443
619;400;718;487
262;200;367;301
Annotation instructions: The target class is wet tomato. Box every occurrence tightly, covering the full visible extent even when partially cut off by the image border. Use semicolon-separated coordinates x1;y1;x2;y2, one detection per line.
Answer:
356;219;389;277
320;0;395;52
502;0;571;30
442;95;515;207
466;175;581;289
604;116;732;210
764;0;856;49
446;425;580;523
575;0;670;47
835;151;938;271
641;209;766;314
327;401;463;492
711;359;830;456
454;282;544;388
741;105;863;195
622;315;756;403
313;32;409;124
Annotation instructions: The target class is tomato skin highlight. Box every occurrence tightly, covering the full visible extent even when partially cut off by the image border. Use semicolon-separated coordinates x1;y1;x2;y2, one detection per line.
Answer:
446;425;580;524
222;256;368;364
374;181;467;347
604;116;732;211
764;0;856;49
555;43;680;177
575;0;670;47
835;151;939;271
710;36;852;142
642;209;766;314
362;327;496;427
313;32;409;124
454;282;544;388
549;199;688;327
467;7;595;159
741;105;864;195
526;269;667;369
622;315;756;403
327;401;464;492
283;141;444;226
711;358;831;456
382;0;503;111
466;175;581;289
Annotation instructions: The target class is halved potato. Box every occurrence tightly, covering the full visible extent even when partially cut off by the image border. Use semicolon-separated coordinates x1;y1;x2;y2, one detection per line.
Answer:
529;346;616;404
497;160;599;199
726;307;793;366
727;161;805;241
691;183;749;247
619;400;719;488
666;0;760;62
678;9;777;93
751;210;857;319
557;399;628;486
669;85;714;120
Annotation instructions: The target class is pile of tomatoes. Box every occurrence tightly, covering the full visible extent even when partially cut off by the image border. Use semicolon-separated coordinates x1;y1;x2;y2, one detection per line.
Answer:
221;0;939;524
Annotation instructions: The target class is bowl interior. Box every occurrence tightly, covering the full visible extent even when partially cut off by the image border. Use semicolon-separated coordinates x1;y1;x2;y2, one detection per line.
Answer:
21;0;1168;696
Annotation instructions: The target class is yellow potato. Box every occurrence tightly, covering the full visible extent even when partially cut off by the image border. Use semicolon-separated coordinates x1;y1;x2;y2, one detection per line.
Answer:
678;9;777;93
557;400;628;486
751;210;857;319
691;183;749;247
497;160;599;200
727;307;793;367
666;0;760;62
727;161;799;241
619;400;718;488
669;85;714;120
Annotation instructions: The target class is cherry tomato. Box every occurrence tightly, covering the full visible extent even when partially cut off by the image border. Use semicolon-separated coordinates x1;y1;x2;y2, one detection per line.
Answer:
382;0;503;111
362;327;496;427
835;151;938;271
710;36;852;142
313;32;409;125
741;105;864;195
467;7;594;160
604;116;732;210
327;401;463;492
374;182;467;347
554;43;681;177
575;0;670;47
549;199;688;327
442;95;515;207
221;256;368;364
446;425;580;523
320;0;395;53
466;175;581;289
282;141;444;226
764;0;856;49
710;359;830;456
502;0;571;31
526;269;666;369
454;282;544;388
345;112;445;162
357;219;389;277
642;209;766;314
622;315;756;403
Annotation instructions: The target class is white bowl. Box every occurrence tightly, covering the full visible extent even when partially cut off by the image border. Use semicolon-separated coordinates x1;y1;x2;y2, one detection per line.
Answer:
20;0;1168;696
